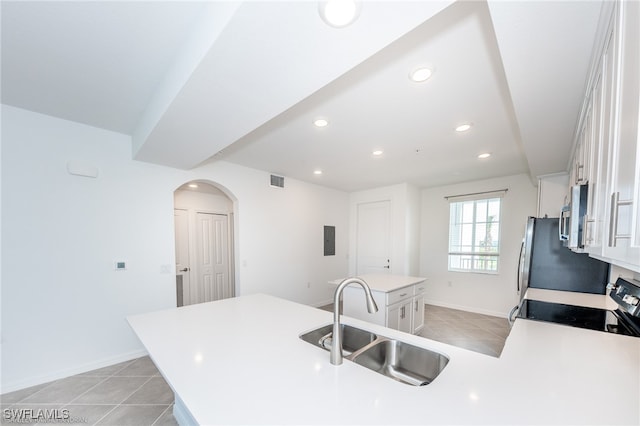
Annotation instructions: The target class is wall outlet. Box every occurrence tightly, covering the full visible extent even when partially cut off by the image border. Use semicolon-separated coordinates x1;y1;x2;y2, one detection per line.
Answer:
307;282;311;288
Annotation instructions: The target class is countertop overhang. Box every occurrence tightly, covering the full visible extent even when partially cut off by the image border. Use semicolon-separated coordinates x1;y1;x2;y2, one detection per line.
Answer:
128;292;640;425
328;274;426;293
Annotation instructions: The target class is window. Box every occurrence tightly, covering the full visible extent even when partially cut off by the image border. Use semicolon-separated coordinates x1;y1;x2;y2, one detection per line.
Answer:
448;197;501;273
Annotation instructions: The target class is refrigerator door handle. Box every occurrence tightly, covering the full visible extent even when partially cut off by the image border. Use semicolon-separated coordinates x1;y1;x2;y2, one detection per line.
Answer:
519;217;534;299
517;241;524;293
508;304;520;327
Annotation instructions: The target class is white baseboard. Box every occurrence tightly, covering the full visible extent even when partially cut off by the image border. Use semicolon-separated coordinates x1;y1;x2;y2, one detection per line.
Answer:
423;299;508;319
1;349;148;394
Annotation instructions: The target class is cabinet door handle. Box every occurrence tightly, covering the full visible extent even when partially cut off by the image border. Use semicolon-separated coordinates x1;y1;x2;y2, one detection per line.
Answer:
608;192;632;247
580;214;589;247
584;215;595;245
400;306;405;319
399;293;408;297
559;207;569;241
415;300;418;312
576;163;585;183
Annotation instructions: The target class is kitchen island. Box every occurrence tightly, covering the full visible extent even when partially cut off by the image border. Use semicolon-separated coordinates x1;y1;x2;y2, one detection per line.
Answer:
330;274;427;333
127;292;640;425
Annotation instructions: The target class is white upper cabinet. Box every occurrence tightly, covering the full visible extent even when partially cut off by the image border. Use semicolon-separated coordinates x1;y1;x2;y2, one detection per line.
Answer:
578;1;640;272
602;0;640;269
585;19;616;254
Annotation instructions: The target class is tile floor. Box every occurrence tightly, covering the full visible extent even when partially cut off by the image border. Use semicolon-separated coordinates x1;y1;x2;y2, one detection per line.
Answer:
419;304;510;357
320;302;510;357
1;357;177;426
1;303;509;426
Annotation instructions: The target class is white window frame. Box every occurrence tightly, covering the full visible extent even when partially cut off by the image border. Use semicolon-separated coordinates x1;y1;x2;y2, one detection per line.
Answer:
447;191;505;274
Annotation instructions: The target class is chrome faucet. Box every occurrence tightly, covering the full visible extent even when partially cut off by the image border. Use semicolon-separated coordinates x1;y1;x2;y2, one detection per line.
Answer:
330;277;378;365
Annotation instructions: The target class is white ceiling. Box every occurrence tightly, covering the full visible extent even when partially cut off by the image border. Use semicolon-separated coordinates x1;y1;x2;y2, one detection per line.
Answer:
1;1;209;134
1;1;603;191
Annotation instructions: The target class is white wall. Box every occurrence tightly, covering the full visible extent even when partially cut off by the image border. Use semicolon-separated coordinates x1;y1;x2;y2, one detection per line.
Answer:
229;171;350;305
406;184;421;276
419;174;537;317
1;105;349;392
349;183;421;276
537;172;569;218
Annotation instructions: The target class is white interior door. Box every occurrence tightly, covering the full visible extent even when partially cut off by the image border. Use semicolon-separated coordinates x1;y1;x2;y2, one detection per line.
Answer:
195;212;232;302
356;200;391;275
174;209;190;306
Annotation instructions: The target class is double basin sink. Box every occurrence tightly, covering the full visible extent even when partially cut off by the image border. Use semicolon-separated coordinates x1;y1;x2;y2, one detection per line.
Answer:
300;324;449;386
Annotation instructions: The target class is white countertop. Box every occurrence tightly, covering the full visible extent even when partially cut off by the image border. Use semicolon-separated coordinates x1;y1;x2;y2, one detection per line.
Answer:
128;293;640;425
525;287;620;310
329;274;426;293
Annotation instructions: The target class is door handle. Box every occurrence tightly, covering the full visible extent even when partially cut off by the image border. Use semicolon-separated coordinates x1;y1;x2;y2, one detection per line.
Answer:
383;265;390;269
179;268;189;272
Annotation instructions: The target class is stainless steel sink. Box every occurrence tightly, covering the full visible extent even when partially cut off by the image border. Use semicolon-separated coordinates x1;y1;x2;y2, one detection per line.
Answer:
300;324;449;386
351;339;449;386
299;324;377;356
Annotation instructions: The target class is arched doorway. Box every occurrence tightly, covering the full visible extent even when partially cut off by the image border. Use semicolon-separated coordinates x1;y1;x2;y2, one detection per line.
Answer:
173;180;236;306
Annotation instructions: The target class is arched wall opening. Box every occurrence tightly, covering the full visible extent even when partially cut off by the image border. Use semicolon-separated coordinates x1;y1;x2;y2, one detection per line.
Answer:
173;180;238;307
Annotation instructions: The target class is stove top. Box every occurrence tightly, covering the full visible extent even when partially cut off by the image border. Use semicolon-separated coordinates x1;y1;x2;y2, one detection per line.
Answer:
517;299;640;337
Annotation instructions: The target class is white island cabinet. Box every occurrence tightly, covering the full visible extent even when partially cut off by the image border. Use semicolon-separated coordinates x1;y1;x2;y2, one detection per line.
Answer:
331;274;426;334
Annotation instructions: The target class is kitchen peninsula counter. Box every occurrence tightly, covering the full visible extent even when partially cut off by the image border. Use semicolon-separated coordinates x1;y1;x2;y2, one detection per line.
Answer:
128;293;640;425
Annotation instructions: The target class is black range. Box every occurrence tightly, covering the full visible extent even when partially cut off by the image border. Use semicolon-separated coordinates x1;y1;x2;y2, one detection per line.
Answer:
516;277;640;337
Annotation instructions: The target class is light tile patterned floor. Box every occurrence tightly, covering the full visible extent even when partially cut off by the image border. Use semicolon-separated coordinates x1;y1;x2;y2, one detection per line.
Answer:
1;357;177;426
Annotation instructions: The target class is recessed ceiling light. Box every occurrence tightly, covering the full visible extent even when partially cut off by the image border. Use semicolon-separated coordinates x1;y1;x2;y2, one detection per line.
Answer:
188;183;199;188
409;67;433;83
455;123;473;132
372;150;384;156
314;169;323;175
318;0;361;28
314;118;329;128
478;153;491;159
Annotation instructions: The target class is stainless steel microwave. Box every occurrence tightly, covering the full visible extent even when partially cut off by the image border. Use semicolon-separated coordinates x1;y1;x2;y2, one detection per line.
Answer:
559;184;588;249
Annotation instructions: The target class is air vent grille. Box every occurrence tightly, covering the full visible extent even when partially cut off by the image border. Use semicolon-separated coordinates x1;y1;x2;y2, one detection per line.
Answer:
270;174;284;188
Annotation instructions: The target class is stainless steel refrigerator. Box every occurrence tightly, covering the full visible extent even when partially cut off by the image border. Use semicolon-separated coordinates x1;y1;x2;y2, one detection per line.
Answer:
516;216;610;300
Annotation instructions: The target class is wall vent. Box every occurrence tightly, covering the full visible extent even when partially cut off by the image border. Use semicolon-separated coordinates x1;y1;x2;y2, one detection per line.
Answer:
270;174;285;188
